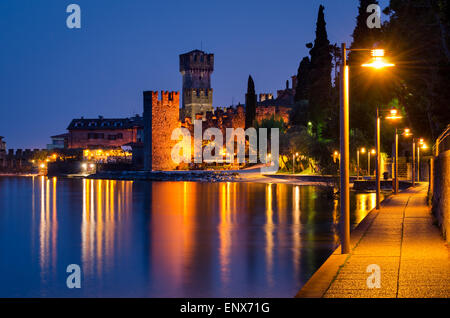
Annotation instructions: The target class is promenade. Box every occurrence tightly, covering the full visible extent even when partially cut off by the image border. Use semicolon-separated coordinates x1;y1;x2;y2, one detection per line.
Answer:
297;183;450;298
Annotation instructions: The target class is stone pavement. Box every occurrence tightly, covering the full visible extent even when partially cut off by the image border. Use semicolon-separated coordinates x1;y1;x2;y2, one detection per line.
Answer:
297;183;450;298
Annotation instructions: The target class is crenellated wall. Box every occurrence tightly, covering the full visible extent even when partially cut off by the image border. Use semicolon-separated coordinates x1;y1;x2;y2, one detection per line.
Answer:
143;91;180;171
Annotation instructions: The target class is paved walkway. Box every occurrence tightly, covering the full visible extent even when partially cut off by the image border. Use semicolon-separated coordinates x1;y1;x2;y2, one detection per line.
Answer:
297;183;450;298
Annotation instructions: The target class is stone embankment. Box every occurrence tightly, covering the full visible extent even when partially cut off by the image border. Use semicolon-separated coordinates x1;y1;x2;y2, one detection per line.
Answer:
89;170;239;182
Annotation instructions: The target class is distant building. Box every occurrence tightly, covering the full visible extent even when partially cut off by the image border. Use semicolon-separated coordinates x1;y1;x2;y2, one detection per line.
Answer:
255;76;296;123
47;133;68;150
0;136;6;168
179;49;214;121
66;115;143;149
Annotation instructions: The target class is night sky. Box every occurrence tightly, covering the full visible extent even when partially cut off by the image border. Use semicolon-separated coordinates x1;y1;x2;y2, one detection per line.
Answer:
0;0;389;149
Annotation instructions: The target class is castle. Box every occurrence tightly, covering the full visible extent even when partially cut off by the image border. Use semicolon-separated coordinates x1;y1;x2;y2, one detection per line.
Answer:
180;50;214;121
142;49;297;170
48;49;295;171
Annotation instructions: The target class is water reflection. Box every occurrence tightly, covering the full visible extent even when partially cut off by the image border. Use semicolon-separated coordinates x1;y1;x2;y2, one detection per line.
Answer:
37;176;58;283
265;184;274;287
81;179;132;278
0;176;384;297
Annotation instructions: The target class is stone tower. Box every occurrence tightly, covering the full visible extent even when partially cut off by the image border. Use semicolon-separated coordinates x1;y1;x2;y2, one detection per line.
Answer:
179;49;214;120
143;91;180;171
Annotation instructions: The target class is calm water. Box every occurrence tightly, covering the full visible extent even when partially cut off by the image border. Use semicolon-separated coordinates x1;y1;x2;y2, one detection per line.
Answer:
0;176;383;297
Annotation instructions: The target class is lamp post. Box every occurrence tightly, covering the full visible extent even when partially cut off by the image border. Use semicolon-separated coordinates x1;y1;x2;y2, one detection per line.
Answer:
339;45;394;254
357;149;359;180
368;149;375;177
379;108;403;197
358;147;366;179
376;108;381;209
394;128;399;194
402;128;415;187
417;139;426;182
412;138;415;187
357;147;365;180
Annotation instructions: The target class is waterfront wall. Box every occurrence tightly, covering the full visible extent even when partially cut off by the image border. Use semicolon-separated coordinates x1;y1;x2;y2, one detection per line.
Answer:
432;149;450;242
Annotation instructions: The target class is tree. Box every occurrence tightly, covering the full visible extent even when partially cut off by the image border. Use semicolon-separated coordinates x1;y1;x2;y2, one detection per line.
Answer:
307;5;333;137
245;75;257;129
294;56;311;103
382;0;450;140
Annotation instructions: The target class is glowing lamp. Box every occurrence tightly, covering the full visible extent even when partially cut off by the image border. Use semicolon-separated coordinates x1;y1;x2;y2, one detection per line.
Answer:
362;49;395;69
386;108;402;120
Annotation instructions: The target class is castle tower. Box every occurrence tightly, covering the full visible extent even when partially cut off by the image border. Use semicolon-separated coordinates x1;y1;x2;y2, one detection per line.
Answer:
143;91;180;171
179;50;214;120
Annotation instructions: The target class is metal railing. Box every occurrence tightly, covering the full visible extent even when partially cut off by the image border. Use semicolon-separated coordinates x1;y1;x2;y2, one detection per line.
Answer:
433;124;450;156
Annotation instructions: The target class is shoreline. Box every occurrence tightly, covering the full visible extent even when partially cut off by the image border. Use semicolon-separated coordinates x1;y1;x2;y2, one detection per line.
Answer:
0;171;406;190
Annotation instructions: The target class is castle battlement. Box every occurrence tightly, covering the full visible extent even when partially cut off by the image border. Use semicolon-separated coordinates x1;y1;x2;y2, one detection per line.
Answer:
259;93;274;102
144;91;180;107
179;50;214;72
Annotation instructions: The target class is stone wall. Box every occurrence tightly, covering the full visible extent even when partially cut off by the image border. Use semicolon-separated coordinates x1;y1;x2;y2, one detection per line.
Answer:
432;149;450;242
143;91;180;171
255;106;290;124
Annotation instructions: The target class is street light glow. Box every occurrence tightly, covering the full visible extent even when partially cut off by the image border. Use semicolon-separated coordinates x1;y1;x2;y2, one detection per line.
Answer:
371;149;376;154
371;49;385;57
360;147;366;153
362;50;395;69
386;108;402;120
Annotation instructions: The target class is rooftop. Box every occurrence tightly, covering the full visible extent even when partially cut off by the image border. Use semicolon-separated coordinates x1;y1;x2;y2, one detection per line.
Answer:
67;115;143;130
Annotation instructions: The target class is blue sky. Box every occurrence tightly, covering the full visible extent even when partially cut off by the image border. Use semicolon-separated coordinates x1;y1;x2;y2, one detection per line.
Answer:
0;0;389;149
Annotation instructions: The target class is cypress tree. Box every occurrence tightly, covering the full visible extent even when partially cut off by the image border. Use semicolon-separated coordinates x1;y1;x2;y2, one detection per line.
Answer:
245;75;257;129
347;1;387;143
307;4;332;136
294;56;311;103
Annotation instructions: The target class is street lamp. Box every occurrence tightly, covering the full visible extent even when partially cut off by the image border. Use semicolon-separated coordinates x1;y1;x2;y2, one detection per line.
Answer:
392;127;412;194
417;139;426;182
375;107;403;207
357;147;365;179
339;44;394;254
400;128;417;187
368;149;376;177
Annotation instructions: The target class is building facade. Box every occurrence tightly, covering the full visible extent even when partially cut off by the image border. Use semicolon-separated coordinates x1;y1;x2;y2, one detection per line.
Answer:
67;115;143;149
47;133;68;150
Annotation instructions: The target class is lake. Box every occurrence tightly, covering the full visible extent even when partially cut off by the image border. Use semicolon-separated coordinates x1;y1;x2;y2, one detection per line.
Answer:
0;176;383;297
